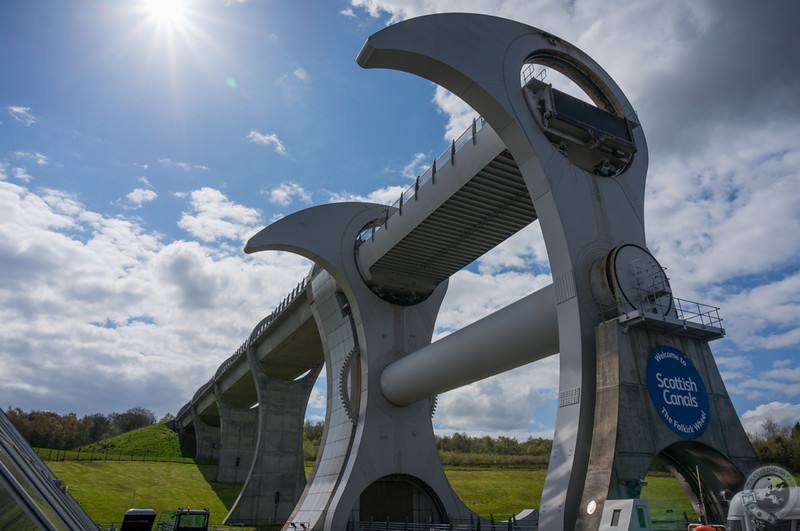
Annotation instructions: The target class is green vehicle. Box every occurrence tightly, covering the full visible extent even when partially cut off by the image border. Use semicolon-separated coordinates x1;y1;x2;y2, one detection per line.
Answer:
120;507;209;531
156;508;210;531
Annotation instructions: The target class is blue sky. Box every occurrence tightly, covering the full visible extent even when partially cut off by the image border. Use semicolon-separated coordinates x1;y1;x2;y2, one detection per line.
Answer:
1;0;799;440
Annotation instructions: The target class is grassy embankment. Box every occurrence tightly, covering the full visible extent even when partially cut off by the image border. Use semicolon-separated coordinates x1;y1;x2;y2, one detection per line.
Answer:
44;424;696;526
43;424;239;526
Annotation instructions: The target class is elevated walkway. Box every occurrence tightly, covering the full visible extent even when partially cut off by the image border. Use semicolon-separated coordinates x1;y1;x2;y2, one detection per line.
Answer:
356;119;537;303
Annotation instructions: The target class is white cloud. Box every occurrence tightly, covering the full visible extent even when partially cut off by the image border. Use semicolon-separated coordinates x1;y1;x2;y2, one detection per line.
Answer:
293;68;308;81
340;8;356;17
119;188;158;210
158;158;208;172
14;151;48;165
741;402;800;434
475;223;549;276
1;164;32;182
15;168;33;181
432;86;478;143
266;182;312;207
426;246;556;439
329;184;407;206
435;268;552;335
176;187;263;243
7;106;38;126
246;130;287;155
435;359;559;438
0;180;311;417
401;152;429;179
8;166;34;182
716;356;753;371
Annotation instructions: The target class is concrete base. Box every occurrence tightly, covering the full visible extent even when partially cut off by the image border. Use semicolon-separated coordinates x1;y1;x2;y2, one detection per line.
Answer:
598;499;651;531
578;319;759;529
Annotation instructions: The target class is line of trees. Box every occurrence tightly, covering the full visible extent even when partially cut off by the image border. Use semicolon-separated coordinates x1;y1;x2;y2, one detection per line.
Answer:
11;408;798;472
749;419;800;473
436;432;552;456
5;406;160;451
302;420;552;466
304;418;800;471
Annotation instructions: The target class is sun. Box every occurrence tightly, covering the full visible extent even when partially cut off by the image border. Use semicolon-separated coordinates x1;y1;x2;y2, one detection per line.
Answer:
140;0;190;30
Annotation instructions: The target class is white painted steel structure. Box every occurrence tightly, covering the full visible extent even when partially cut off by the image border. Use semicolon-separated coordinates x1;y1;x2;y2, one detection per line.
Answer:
380;283;558;407
174;13;756;531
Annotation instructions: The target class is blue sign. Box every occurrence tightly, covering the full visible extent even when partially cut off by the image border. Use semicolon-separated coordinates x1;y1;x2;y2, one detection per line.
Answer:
646;346;710;439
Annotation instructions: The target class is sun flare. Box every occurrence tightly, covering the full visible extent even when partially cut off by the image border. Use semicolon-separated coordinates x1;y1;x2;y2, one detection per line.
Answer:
141;0;190;30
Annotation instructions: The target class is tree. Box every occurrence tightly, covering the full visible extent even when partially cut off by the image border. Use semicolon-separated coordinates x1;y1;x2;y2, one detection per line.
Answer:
82;413;111;442
750;418;800;472
110;407;156;434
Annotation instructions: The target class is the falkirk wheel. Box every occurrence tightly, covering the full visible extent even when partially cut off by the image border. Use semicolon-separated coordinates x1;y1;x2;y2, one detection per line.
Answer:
237;13;759;531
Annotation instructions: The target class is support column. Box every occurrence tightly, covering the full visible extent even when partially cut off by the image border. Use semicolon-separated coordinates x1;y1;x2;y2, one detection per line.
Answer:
246;204;477;531
223;348;321;526
578;319;759;528
356;14;651;529
190;406;220;462
213;384;259;483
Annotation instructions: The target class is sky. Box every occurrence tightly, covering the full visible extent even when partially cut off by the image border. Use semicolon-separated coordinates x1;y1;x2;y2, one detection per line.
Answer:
1;0;799;441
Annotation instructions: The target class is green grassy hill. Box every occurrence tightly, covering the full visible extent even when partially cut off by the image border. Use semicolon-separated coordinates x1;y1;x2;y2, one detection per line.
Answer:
48;460;242;527
79;423;189;458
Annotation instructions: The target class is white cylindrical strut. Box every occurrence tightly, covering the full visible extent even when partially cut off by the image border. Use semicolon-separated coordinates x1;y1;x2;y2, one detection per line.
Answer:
380;283;559;407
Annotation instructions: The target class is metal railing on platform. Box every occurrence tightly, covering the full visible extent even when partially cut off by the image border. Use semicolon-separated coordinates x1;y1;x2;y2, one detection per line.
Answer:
177;275;311;423
357;116;488;245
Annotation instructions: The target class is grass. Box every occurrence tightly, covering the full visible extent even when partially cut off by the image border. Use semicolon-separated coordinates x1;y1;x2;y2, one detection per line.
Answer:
79;423;187;458
38;423;697;526
441;468;694;522
47;461;241;526
48;458;696;527
36;423;210;465
444;467;546;519
641;474;696;521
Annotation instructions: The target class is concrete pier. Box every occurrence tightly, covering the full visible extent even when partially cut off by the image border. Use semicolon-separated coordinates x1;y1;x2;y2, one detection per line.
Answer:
224;349;321;526
213;383;258;483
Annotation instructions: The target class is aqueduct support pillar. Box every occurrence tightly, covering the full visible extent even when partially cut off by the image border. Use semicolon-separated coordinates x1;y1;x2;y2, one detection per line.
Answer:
213;383;259;483
223;348;321;526
246;204;483;530
190;406;220;462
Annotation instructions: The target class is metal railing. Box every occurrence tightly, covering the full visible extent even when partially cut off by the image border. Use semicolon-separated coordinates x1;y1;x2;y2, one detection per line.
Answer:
178;275;310;420
630;259;724;331
673;298;723;329
520;62;547;86
357;116;488;245
213;276;308;382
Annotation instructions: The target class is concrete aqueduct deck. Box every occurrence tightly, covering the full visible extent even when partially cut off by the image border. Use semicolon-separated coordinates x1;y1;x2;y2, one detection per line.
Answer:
176;13;759;531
